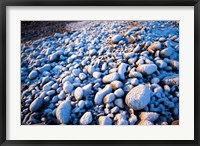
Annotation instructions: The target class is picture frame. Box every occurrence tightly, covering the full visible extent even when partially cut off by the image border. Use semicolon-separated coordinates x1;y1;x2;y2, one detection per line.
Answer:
0;0;199;145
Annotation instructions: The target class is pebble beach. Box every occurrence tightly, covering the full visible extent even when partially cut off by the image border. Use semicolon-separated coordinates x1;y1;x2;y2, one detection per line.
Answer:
21;21;179;125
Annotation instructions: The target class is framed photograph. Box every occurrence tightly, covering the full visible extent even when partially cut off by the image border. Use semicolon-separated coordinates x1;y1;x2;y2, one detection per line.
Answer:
0;0;199;145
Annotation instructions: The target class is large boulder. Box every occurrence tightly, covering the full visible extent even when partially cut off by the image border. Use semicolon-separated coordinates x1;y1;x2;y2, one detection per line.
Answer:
125;84;150;110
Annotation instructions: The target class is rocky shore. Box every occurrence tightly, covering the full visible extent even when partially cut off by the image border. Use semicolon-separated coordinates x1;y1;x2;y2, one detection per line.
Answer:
21;21;179;125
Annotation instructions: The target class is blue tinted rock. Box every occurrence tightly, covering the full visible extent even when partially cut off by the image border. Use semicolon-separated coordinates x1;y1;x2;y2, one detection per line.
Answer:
38;64;51;73
98;116;112;125
160;47;174;58
63;81;74;93
74;87;84;101
103;93;115;104
114;88;124;98
94;85;112;105
49;53;59;62
28;70;38;79
125;84;150;110
46;90;56;96
80;112;93;125
102;72;119;83
110;80;123;90
136;64;157;75
56;101;71;124
58;91;66;100
112;34;123;44
29;97;43;112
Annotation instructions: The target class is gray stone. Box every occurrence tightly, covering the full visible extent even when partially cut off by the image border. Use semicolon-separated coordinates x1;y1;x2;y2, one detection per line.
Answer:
63;81;74;93
29;97;43;112
74;87;84;101
151;77;160;84
139;112;159;122
94;85;112;105
79;73;87;80
125;84;150;110
114;98;124;108
118;63;128;80
49;52;59;62
155;60;167;69
102;72;119;83
123;52;135;59
46;90;56;96
131;78;139;85
38;64;51;73
160;47;174;58
93;72;102;79
128;114;138;125
114;88;124;98
98;116;112;125
112;34;123;44
87;65;96;74
147;41;162;51
80;112;93;125
129;70;143;78
28;70;38;79
136;64;157;75
103;93;115;104
72;69;81;77
110;80;123;90
56;101;71;124
78;100;85;109
89;49;97;56
162;74;179;85
58;91;66;100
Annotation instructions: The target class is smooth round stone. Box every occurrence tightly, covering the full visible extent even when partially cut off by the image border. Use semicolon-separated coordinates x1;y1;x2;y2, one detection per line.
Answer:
112;34;123;44
110;80;123;90
155;60;167;69
102;72;120;83
114;88;124;98
130;78;139;85
44;96;50;102
46;90;56;96
89;49;97;56
38;64;51;73
49;52;59;62
114;98;124;108
78;100;85;109
58;91;66;100
103;93;115;104
151;77;160;84
136;64;157;75
80;112;93;125
147;41;162;51
98;116;112;125
162;74;179;86
87;65;96;74
63;81;74;93
79;73;87;80
28;70;38;79
74;87;84;101
56;101;71;124
160;47;174;58
29;97;44;112
93;72;102;79
125;84;150;110
72;69;81;77
51;96;58;103
139;112;159;122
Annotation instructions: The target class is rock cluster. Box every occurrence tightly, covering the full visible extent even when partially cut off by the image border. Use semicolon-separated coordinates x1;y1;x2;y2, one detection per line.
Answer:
21;21;179;125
